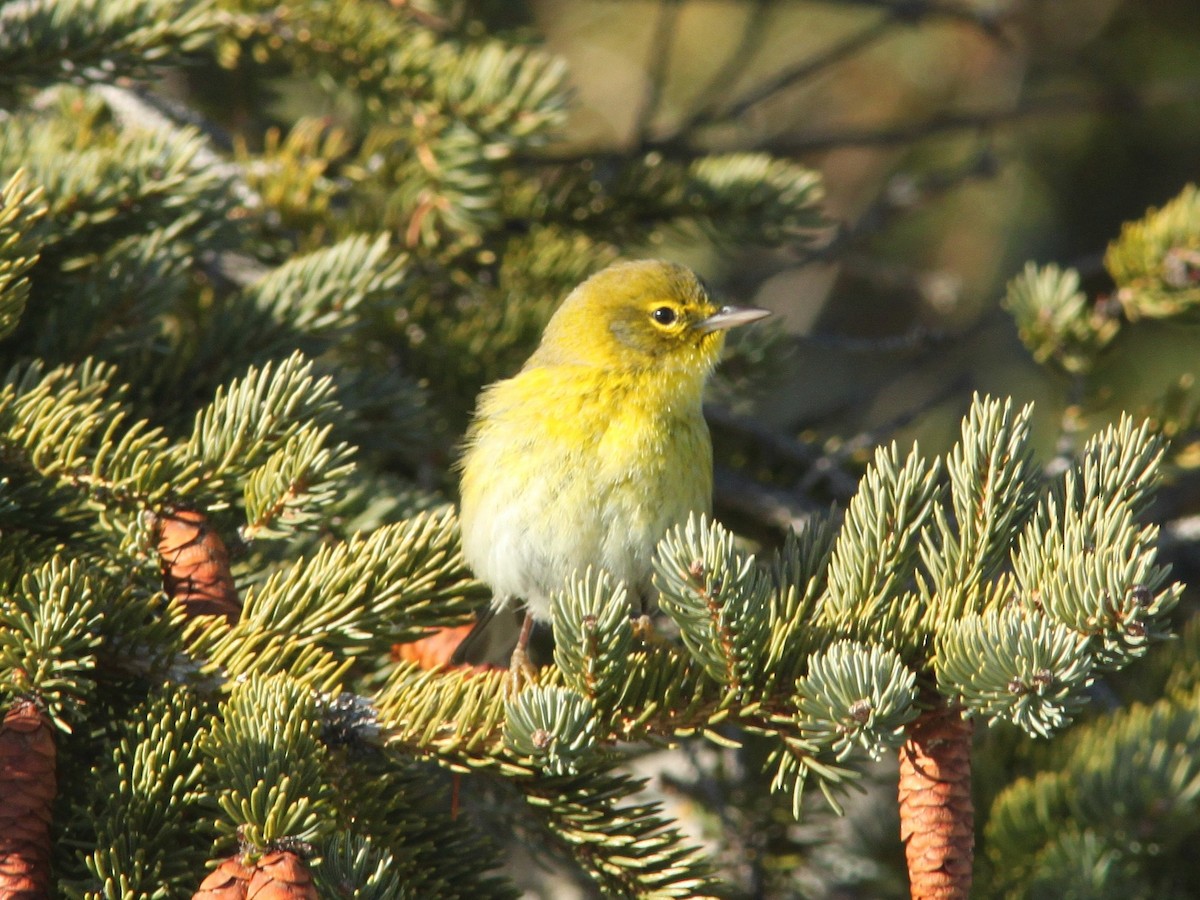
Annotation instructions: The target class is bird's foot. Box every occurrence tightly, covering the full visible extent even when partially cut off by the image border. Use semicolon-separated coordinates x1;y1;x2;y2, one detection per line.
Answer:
505;644;537;698
506;613;538;698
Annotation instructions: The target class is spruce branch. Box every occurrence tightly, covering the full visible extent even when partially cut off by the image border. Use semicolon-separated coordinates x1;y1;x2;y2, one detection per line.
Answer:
430;40;570;151
935;606;1094;738
762;728;861;820
761;516;838;688
324;469;446;537
0;0;216;91
520;770;721;899
200;674;335;850
983;769;1068;887
33;225;194;366
1106;183;1200;321
504;685;598;777
226;0;569;150
1;357;116;474
1013;418;1179;670
920;394;1040;628
377;664;513;772
394;122;504;248
653;513;774;693
0;108;241;265
184;351;340;485
187;509;481;695
551;567;634;711
318;751;515;899
1028;502;1171;668
313;834;406;899
217;0;439;116
377;640;715;776
0;556;102;730
246;234;404;332
394;227;616;414
186;622;352;697
92;80;263;216
1068;688;1200;846
524;152;825;249
0;171;47;342
241;426;356;540
792;640;918;763
236;508;480;650
819;441;942;648
235;117;345;233
591;644;717;746
1014;830;1141;900
0;358;199;505
215;234;409;364
1002;263;1120;374
770;511;840;599
0;0;1188;892
493;227;620;315
759;641;918;820
78;686;211;897
677;153;827;244
0;459;89;564
985;686;1200;897
1075;415;1166;520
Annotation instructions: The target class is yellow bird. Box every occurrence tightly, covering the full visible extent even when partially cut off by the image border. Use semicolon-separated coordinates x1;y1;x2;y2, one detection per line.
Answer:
458;259;769;672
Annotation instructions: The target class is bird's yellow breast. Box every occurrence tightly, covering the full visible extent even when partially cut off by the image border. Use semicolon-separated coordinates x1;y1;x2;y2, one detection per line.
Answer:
458;362;712;617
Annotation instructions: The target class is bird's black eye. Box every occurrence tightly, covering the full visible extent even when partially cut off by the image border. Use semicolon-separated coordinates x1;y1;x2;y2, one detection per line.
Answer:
652;306;677;326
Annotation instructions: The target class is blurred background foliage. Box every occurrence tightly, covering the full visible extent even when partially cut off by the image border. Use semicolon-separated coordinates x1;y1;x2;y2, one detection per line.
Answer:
184;0;1200;476
509;0;1200;449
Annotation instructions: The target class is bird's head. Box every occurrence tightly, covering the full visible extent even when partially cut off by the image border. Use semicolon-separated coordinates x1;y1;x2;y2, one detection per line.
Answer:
529;260;770;374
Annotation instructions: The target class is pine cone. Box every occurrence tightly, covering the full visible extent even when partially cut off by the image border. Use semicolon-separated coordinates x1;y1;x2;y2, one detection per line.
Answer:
246;851;318;899
0;700;56;899
898;704;974;900
155;509;241;622
193;855;254;899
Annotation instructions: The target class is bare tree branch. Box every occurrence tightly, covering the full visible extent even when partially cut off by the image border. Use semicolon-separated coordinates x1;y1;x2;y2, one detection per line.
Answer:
669;0;778;136
821;0;1010;38
633;0;682;142
692;14;896;132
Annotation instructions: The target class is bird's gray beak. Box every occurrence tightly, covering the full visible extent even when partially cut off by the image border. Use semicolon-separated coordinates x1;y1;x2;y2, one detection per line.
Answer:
696;305;772;334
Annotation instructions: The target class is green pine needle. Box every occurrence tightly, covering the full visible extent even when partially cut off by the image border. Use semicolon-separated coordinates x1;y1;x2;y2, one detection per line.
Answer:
920;394;1040;628
819;440;942;648
793;640;918;762
0;556;102;730
936;606;1094;738
201;673;335;848
551;567;634;710
504;685;598;776
653;513;773;692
